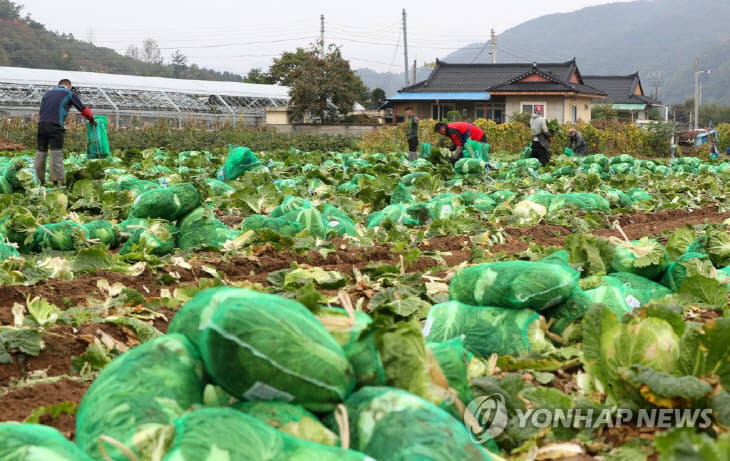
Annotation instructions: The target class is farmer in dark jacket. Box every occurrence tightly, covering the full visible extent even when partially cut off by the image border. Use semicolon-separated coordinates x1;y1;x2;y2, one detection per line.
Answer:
434;121;487;163
529;106;551;166
405;106;419;161
567;128;588;156
35;79;95;186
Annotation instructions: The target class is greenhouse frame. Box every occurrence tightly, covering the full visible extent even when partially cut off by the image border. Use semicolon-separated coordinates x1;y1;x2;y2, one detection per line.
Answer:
0;66;290;127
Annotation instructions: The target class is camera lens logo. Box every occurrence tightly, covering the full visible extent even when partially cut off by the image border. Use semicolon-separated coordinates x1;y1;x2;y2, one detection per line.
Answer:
464;394;508;442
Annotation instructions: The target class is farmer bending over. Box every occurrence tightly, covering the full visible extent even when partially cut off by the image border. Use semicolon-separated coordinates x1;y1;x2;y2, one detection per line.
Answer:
35;79;95;186
567;128;588;156
434;121;487;164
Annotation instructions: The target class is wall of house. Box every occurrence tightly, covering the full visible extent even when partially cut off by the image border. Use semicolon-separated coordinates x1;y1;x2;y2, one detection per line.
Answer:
504;96;567;122
561;96;593;123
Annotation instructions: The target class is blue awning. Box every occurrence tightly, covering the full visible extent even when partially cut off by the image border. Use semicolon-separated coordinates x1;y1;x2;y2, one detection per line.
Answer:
387;92;491;101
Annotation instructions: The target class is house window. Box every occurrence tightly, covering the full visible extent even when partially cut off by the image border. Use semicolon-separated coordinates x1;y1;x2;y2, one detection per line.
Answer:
571;105;578;122
476;103;505;124
522;103;546;115
431;104;455;120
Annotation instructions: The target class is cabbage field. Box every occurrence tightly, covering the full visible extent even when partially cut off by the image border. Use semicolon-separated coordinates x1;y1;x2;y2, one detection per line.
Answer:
1;143;730;460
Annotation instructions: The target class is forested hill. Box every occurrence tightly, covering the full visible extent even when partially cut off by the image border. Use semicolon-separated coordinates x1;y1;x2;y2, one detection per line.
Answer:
0;0;242;81
443;0;730;104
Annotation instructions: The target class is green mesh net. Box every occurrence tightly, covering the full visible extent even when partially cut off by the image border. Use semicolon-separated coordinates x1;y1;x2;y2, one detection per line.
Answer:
105;175;158;197
76;334;205;461
242;215;303;237
205;178;234;196
542;286;593;334
119;220;175;256
367;203;421;228
399;172;428;187
86;116;110;159
128;183;201;221
659;252;711;292
390;183;415;205
420;142;432;158
321;204;357;237
424;301;541;358
168;288;355;412
341;387;494;461
453;158;486;176
427;337;473;405
232;401;339;446
580;154;609;170
177;206;226;250
449;261;579;311
0;241;20;260
31;220;86;252
604;272;673;305
271;196;310;218
465;140;490;162
611;238;669;280
0;423;93;461
82;220;118;247
223;145;260;181
163;408;372;461
585;286;633;318
628;188;653;201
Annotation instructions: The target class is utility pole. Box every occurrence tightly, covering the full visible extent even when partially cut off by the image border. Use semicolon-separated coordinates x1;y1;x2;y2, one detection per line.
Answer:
693;58;699;130
403;9;409;86
413;59;417;85
491;29;497;64
320;14;325;58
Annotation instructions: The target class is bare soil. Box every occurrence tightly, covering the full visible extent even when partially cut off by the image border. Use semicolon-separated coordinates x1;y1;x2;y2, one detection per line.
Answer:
0;204;727;439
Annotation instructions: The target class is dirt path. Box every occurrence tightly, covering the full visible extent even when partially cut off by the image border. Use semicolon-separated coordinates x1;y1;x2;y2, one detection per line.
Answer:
0;204;728;434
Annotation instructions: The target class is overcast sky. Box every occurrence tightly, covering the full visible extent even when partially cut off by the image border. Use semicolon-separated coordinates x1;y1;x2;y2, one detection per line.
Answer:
18;0;630;75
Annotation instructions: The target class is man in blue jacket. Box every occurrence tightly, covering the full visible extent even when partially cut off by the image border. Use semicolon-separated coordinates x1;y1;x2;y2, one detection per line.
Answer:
35;79;96;186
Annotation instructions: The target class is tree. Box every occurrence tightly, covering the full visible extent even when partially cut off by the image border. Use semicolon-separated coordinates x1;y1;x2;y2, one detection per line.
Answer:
243;68;274;84
0;0;21;20
285;43;370;123
171;49;188;76
370;88;386;108
141;38;163;65
269;48;311;87
125;44;140;60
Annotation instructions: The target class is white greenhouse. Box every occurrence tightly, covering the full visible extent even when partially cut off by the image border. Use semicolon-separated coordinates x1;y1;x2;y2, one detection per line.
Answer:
0;66;290;127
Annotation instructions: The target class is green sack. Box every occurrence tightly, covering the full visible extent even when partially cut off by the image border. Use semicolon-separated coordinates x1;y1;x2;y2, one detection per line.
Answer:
128;183;200;221
367;203;421;228
233;401;339;446
83;220;118;247
106;175;158;197
177;206;226;250
659;252;711;292
168;288;356;412
399;172;428;187
427;337;473;404
611;237;669;280
242;214;303;237
31;220;86;252
76;334;205;461
420;142;432;158
390;183;415;205
0;423;93;461
454;158;486;175
603;271;673;305
542;287;593;334
0;241;20;260
204;178;234;196
585;285;633;318
86;115;110;159
564;147;574;156
322;204;357;237
424;301;546;358
119;220;175;256
341;387;494;461
449;261;579;311
163;408;372;461
223;145;260;181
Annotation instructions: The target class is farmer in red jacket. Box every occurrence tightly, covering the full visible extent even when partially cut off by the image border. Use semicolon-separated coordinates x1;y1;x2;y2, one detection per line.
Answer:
434;121;487;163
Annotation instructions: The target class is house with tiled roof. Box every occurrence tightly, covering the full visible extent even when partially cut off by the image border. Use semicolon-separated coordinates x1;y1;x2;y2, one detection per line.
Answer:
582;73;664;122
381;58;606;123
